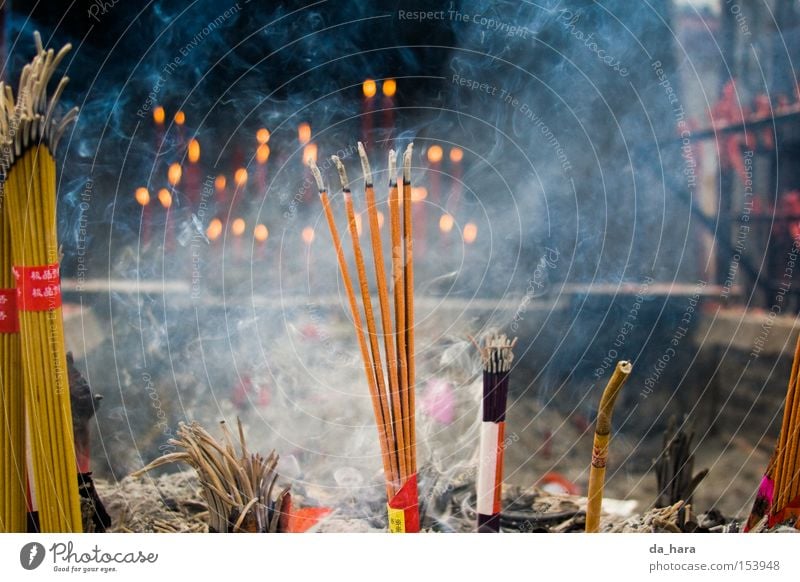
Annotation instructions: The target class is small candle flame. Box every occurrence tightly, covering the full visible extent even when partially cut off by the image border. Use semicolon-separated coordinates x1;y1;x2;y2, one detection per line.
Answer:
135;187;150;206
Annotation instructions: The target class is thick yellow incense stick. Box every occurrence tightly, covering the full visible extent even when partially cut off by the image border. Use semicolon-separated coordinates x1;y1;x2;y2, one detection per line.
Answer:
1;34;81;532
0;178;26;532
585;360;632;533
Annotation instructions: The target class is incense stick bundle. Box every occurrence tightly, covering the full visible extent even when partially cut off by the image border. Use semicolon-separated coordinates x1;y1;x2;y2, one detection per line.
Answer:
747;332;800;529
0;167;26;532
585;360;632;533
0;34;81;532
311;143;418;532
476;333;516;532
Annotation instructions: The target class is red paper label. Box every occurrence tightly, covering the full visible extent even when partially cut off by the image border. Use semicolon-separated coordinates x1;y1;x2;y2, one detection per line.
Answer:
12;264;62;311
0;289;19;332
387;473;420;533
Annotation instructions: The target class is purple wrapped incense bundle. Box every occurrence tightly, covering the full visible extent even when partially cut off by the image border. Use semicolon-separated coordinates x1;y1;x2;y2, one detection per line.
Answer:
476;333;516;532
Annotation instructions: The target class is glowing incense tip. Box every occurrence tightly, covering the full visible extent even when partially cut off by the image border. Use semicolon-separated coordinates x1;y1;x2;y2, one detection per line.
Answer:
332;155;349;191
308;159;325;192
358;142;372;186
388;149;397;185
403;143;413;182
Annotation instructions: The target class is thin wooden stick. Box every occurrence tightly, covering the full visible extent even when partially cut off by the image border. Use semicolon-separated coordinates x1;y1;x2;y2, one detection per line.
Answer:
311;160;397;497
387;149;411;475
585;360;632;532
402;144;416;476
333;154;406;487
359;143;406;479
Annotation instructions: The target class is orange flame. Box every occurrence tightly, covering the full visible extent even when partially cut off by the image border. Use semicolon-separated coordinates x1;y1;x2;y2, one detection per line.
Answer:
215;175;226;192
382;79;396;97
449;147;463;163
439;213;454;233
302;226;315;245
427;145;443;164
207;218;222;241
174;110;185;125
298;122;311;145
256;128;270;144
463;222;478;244
256;144;271;165
153;106;165;125
234;168;248;188
254;224;269;242
168;163;182;186
303;143;318;165
231;218;246;237
188;138;200;163
363;79;377;98
158;188;172;208
411;187;428;202
135;187;150;206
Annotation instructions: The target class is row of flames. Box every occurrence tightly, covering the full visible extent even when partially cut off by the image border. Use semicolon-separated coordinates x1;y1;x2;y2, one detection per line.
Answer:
133;83;479;251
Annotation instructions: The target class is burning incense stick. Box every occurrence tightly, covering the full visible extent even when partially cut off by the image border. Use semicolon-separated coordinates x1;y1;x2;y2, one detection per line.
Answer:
359;143;406;476
316;144;419;532
388;149;411;473
585;360;632;533
1;34;81;532
476;333;516;532
0;156;26;533
333;154;408;486
402;144;416;476
310;160;398;497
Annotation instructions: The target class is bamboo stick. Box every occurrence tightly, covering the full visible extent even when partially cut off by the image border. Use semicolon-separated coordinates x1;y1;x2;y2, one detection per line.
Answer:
585;360;632;533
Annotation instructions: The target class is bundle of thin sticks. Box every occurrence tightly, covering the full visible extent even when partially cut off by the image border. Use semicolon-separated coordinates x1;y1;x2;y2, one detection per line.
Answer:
310;142;418;532
0;33;81;532
133;420;291;533
585;360;632;533
747;332;800;530
476;332;516;532
0;169;25;532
